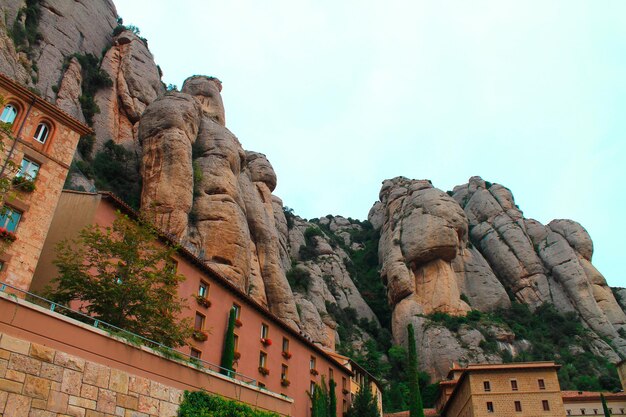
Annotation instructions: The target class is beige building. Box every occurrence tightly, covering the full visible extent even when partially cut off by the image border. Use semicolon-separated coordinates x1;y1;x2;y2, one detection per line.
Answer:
437;362;566;417
562;391;626;416
0;73;91;291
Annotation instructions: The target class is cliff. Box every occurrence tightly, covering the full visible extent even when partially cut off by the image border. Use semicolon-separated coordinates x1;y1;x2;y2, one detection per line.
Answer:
0;0;624;391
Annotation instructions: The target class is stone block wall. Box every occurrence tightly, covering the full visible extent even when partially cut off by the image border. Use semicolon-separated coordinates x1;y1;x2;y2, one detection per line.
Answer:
0;333;183;417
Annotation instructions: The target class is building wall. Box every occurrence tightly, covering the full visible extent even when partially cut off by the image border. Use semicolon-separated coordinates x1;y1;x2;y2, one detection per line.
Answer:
0;293;293;417
445;379;472;417
467;369;565;417
0;76;89;292
563;398;626;416
31;191;353;417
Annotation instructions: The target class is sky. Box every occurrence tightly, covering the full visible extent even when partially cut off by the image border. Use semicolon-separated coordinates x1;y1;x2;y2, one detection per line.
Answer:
115;1;626;288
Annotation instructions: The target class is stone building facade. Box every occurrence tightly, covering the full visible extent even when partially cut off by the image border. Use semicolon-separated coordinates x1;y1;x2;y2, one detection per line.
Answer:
0;73;91;291
437;362;566;417
562;391;626;416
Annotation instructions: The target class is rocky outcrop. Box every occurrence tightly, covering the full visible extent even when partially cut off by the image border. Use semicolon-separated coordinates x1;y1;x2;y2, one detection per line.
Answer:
93;30;164;151
0;18;30;85
30;0;117;99
139;76;300;329
371;175;626;378
54;57;84;122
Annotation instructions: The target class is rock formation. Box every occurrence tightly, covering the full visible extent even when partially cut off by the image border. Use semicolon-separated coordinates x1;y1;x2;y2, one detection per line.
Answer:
139;76;300;329
370;175;626;377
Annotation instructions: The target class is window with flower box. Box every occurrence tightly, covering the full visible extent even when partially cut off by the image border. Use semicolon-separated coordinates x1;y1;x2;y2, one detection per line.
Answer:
192;312;208;342
14;158;40;192
258;351;269;375
0;207;21;241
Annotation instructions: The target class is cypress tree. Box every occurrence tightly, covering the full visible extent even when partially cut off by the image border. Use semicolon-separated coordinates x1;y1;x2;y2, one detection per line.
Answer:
408;323;425;417
601;393;611;417
328;378;337;417
220;307;236;376
345;378;380;417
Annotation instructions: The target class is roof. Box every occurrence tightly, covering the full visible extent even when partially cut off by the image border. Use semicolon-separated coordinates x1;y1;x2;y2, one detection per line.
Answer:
562;391;626;402
0;72;92;136
440;362;560;416
384;408;439;417
64;190;354;376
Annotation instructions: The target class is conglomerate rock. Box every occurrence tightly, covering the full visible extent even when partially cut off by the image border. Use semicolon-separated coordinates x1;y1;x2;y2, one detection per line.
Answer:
139;76;300;329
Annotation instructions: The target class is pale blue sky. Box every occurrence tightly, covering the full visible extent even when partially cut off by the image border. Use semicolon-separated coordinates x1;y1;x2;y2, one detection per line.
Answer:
115;1;626;288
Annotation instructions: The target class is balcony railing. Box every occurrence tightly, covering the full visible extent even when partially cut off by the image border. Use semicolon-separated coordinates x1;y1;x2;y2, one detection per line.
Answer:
0;280;261;388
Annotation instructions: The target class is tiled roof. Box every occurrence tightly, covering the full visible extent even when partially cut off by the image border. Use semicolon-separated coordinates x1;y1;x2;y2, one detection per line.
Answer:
384;408;439;417
562;391;626;401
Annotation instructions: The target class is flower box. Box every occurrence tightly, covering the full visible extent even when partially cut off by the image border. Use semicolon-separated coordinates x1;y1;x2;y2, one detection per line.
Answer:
234;351;241;360
195;295;211;308
281;351;292;359
235;319;243;327
342;388;350;395
12;176;35;192
281;379;291;387
192;330;208;342
0;228;17;242
310;368;319;376
261;338;272;346
258;366;270;376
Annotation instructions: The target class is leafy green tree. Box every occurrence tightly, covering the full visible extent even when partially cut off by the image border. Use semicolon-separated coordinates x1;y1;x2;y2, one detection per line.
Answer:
345;378;380;417
310;377;329;417
220;307;236;376
47;211;192;347
408;324;425;417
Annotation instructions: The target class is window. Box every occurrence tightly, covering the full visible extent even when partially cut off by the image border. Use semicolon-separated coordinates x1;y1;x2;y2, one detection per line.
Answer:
310;381;316;395
567;410;571;415
342;377;347;390
258;382;265;389
233;334;239;352
581;409;586;415
343;400;347;413
486;402;494;413
17;158;40;180
0;104;17;124
329;368;334;381
282;337;289;352
514;401;522;412
232;303;241;319
259;351;267;368
621;409;624;414
594;409;598;415
194;312;205;331
190;348;201;359
310;356;316;370
0;207;22;232
483;381;491;392
165;258;178;275
538;379;545;390
281;364;288;380
33;122;50;144
261;323;269;339
198;281;208;297
542;400;550;411
511;379;518;391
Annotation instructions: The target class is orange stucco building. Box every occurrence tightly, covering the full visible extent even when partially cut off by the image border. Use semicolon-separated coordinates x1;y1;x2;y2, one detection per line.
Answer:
437;362;566;417
0;73;91;292
32;190;354;417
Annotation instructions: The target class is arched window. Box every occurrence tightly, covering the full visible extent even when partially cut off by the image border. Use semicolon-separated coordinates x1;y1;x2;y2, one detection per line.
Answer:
0;104;17;124
33;122;50;144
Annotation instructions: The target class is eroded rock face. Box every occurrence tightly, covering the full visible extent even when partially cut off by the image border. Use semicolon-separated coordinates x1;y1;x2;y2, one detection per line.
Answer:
55;57;84;122
373;175;626;377
139;76;300;329
93;30;165;152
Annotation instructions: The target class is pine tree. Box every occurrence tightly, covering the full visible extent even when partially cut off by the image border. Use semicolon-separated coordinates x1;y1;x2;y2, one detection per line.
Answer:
220;307;236;376
328;378;337;417
601;393;612;417
408;323;425;417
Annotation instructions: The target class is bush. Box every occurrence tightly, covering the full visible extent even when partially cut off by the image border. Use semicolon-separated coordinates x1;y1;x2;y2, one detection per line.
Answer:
77;135;96;160
286;267;311;293
92;140;141;208
178;391;279;417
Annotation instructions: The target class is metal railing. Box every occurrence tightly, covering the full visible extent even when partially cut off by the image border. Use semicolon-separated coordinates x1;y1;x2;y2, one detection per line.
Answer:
0;280;259;388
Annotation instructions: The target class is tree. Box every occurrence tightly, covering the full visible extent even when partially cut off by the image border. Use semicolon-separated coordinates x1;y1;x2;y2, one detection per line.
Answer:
345;378;380;417
408;324;425;417
47;211;192;347
328;378;337;417
310;377;329;417
601;394;612;417
220;307;236;376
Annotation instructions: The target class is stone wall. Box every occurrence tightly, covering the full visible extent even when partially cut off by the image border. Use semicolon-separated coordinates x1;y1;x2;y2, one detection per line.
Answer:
0;332;183;417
